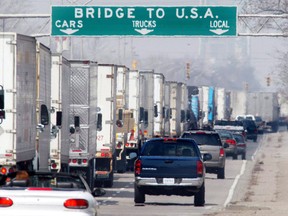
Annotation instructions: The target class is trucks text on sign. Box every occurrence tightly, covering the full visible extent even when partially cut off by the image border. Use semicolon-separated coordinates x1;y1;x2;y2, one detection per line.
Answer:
51;6;237;36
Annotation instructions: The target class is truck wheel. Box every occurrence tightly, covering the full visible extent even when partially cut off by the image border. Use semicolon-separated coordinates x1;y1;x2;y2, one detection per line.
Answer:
104;179;113;188
217;167;225;179
242;153;246;160
104;172;114;188
194;183;205;206
134;183;145;204
232;154;238;160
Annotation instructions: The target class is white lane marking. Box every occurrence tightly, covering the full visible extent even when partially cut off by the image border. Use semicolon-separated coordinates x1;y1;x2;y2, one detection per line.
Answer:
224;160;247;207
252;138;263;161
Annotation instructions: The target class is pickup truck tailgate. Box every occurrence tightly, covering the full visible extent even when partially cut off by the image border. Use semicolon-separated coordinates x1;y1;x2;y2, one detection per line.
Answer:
139;156;199;178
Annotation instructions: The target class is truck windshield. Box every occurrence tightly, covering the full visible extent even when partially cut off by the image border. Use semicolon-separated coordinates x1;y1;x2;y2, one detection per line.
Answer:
142;140;197;157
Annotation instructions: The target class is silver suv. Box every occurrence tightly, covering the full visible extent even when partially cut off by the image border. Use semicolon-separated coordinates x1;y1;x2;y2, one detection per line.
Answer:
181;130;227;179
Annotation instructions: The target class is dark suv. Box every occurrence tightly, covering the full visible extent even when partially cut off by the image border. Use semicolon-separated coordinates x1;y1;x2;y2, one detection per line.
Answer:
181;130;227;179
242;119;258;142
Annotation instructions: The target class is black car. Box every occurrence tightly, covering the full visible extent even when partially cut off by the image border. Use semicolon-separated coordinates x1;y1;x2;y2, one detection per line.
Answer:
242;119;258;142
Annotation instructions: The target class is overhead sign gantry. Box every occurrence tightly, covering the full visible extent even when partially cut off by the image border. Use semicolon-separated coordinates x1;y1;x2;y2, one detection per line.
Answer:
51;6;237;36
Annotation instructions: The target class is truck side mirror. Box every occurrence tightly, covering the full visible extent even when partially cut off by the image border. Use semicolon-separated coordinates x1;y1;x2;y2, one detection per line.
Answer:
74;116;80;128
162;107;166;119
97;113;102;131
40;104;49;126
0;86;4;109
154;105;158;117
181;110;185;122
144;110;148;126
139;107;144;122
56;111;62;127
186;110;191;122
118;109;123;121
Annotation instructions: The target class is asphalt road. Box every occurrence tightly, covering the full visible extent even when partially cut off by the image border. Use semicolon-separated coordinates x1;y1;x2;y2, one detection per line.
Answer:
96;137;263;216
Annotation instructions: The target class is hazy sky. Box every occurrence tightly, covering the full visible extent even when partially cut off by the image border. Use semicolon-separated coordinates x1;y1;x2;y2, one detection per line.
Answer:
0;0;286;91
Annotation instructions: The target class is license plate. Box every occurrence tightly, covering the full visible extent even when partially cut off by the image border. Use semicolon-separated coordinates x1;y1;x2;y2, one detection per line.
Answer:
163;178;174;184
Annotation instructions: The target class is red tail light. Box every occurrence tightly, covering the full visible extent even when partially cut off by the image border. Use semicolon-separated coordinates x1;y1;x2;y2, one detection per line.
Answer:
27;188;52;191
0;197;13;207
0;167;7;175
197;160;203;176
64;199;89;209
135;159;141;175
51;163;57;169
219;148;225;157
163;138;177;142
226;139;236;145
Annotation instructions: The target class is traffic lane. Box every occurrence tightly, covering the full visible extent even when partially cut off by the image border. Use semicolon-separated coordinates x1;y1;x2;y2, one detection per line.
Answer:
96;160;245;216
246;135;263;161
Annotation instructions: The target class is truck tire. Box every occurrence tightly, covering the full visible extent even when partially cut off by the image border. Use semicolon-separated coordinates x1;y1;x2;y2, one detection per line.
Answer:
194;183;205;206
104;172;114;188
134;183;145;204
217;167;225;179
232;154;238;160
242;153;246;160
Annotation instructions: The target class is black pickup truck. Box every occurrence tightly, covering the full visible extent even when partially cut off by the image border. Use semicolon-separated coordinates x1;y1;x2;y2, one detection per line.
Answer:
133;137;211;206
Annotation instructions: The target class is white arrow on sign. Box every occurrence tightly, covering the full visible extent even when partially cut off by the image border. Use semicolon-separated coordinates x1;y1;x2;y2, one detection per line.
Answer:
60;28;79;35
135;28;154;35
209;29;229;35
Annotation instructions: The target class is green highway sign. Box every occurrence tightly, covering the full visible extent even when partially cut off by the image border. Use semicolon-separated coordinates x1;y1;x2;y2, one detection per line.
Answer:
51;6;237;36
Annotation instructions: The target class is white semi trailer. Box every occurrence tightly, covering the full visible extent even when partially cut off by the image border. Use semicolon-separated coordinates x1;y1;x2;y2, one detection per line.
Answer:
115;65;135;173
153;73;165;137
139;70;155;139
0;32;51;173
68;60;98;190
95;64;117;187
125;70;141;170
50;54;71;172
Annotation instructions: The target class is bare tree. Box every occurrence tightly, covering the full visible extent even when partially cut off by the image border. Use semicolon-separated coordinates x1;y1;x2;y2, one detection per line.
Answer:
242;0;288;96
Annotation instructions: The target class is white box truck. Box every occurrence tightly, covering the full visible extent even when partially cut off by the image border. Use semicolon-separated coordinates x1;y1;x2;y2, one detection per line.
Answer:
168;81;182;137
163;81;171;137
247;92;280;132
139;70;155;139
180;82;188;132
126;70;141;170
69;60;98;190
215;87;232;121
229;90;247;120
35;42;52;172
153;73;165;137
95;64;117;187
50;54;70;172
115;65;135;173
0;32;51;173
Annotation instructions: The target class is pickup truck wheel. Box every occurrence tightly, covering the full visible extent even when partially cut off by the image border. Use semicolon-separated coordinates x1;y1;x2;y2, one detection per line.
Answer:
242;153;246;160
194;183;205;206
217;167;225;179
134;183;145;204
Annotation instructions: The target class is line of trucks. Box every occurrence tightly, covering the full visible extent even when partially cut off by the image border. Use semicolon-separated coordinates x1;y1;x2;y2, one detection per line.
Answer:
0;32;285;190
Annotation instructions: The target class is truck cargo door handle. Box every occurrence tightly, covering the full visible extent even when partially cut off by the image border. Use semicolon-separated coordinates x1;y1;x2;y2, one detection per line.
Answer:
164;160;173;163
